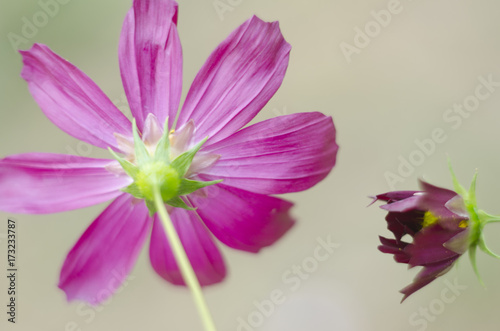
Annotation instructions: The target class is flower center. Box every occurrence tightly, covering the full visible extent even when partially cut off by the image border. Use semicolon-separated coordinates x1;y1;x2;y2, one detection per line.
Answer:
422;211;439;228
107;114;222;214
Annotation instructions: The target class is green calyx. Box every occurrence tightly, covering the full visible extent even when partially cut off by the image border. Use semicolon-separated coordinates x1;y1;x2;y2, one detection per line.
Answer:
109;119;222;215
448;160;500;285
134;162;180;201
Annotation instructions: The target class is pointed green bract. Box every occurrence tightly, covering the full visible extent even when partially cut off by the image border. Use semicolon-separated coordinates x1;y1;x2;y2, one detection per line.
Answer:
122;183;145;199
108;147;140;179
468;171;478;206
132;119;151;166
172;137;208;177
468;245;484;286
478;233;500;259
154;117;171;162
166;196;195;210
178;178;223;196
448;159;467;197
145;200;157;216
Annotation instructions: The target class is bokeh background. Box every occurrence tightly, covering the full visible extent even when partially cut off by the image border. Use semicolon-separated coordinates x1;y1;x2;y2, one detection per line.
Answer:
2;0;500;330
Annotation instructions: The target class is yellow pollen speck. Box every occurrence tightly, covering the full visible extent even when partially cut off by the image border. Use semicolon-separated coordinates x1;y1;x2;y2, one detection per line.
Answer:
459;220;468;228
170;129;175;134
422;211;439;228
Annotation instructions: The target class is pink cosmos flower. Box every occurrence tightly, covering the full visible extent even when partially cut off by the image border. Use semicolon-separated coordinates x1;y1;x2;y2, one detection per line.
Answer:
0;0;338;305
373;181;470;301
372;165;500;303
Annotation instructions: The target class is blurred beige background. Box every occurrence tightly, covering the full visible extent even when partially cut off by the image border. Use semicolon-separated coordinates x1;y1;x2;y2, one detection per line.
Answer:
2;0;500;330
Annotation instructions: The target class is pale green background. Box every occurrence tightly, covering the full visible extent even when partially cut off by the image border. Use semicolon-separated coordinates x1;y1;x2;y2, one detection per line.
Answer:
2;0;500;330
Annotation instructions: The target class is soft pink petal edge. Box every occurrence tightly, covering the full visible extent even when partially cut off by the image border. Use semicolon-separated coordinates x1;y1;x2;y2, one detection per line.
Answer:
59;194;151;305
188;183;295;253
176;15;291;145
119;0;182;131
20;43;131;151
0;153;131;214
200;112;338;194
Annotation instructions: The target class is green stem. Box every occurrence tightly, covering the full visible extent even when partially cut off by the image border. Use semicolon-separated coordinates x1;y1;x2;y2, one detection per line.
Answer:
152;186;217;331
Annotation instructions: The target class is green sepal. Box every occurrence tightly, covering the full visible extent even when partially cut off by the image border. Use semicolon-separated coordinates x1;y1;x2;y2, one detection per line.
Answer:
178;178;223;196
154;117;171;162
448;158;467;197
145;200;157;216
468;170;478;207
477;210;500;224
462;171;500;274
166;197;195;210
448;161;483;286
468;244;485;287
108;148;139;179
122;183;145;199
478;233;500;259
171;137;208;176
446;161;500;288
132;119;151;166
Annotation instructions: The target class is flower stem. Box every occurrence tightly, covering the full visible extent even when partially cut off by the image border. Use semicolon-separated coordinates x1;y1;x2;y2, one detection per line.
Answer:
152;186;217;331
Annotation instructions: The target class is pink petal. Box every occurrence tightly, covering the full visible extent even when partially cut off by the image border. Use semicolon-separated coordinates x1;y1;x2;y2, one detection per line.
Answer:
0;153;131;214
20;44;131;151
59;194;151;305
372;191;420;203
119;0;182;131
407;225;463;267
200;112;337;194
378;236;410;264
177;16;291;145
379;196;420;213
400;260;455;302
188;183;295;253
149;206;226;286
418;180;460;219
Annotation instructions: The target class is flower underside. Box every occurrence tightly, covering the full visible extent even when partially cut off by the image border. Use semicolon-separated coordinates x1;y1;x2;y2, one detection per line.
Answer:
108;114;222;215
448;163;500;283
